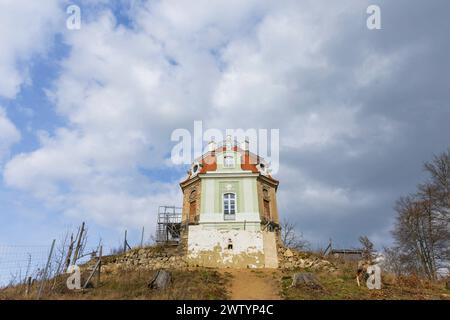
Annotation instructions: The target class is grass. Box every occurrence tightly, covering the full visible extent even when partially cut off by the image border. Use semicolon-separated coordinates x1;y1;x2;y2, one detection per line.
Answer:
1;257;448;300
280;260;450;300
0;268;230;300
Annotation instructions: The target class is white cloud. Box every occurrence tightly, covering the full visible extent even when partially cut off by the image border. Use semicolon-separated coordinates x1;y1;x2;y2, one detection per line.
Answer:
0;107;20;161
3;0;430;246
3;1;374;230
0;0;62;98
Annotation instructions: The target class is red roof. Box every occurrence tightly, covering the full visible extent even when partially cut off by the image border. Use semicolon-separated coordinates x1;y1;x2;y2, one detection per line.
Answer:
180;143;279;186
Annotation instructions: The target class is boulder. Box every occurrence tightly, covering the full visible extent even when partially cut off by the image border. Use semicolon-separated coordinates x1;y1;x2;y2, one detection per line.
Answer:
291;273;324;290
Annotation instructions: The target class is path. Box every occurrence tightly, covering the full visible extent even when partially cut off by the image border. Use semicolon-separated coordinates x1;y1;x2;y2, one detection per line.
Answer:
224;269;281;300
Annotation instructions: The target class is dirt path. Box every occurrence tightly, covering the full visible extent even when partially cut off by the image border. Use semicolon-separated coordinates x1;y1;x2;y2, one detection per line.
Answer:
224;269;282;300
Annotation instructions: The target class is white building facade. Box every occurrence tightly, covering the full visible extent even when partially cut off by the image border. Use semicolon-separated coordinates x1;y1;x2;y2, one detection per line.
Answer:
180;139;280;268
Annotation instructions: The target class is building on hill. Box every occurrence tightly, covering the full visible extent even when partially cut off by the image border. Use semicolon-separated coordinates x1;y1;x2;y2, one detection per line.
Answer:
179;136;280;268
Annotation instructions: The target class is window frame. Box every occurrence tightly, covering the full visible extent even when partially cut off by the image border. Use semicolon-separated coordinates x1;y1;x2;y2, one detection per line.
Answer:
223;153;235;168
223;192;237;220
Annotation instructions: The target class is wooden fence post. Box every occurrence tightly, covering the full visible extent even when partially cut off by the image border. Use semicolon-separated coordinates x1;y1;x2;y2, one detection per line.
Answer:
37;239;56;300
72;222;85;265
25;276;32;297
123;230;127;253
97;245;102;286
140;226;145;248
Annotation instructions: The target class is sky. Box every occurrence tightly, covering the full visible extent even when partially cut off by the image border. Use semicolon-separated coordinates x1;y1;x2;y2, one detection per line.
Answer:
0;0;449;252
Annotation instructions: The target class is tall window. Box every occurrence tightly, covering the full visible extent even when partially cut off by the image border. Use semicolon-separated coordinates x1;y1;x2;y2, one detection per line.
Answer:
263;199;271;220
189;189;197;223
223;193;236;219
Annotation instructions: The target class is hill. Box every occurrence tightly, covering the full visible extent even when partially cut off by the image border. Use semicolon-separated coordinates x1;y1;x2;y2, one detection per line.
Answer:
1;246;448;300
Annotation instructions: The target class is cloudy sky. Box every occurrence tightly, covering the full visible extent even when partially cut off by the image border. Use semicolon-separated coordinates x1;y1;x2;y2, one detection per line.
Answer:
0;0;449;250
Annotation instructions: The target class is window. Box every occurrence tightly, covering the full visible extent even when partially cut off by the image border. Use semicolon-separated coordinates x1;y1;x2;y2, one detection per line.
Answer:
264;199;271;220
224;154;234;168
189;200;197;222
223;193;236;219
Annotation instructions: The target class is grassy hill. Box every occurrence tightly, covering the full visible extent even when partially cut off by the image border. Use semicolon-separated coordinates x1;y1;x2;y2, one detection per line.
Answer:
1;249;448;300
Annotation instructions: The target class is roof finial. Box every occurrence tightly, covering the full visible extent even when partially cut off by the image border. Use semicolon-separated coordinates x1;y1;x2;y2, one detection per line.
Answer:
208;139;216;152
225;135;233;151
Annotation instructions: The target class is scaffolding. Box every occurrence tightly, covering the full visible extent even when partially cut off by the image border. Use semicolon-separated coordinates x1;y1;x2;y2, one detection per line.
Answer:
156;206;183;245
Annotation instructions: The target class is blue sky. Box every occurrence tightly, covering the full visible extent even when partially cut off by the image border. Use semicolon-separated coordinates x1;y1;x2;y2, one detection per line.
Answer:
0;0;449;256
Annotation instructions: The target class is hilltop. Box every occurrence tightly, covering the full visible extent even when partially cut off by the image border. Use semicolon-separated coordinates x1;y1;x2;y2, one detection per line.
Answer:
1;246;448;300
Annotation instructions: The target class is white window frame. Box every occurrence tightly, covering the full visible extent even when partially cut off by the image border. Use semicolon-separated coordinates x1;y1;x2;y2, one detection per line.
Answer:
224;153;235;168
223;192;237;220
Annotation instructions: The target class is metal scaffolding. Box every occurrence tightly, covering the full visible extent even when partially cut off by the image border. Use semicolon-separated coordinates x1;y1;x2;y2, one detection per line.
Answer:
156;206;182;245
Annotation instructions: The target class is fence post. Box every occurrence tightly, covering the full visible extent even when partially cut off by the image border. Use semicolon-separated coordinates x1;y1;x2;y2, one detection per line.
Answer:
97;245;102;286
37;239;56;300
64;233;74;271
140;227;145;248
123;230;127;253
72;222;85;265
25;276;32;297
83;258;101;289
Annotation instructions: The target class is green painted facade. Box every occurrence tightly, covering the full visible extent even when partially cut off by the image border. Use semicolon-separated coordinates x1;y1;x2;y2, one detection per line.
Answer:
199;151;259;217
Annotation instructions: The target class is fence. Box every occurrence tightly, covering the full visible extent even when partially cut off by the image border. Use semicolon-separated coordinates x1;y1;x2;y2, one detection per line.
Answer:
0;244;102;286
0;245;52;287
0;223;157;299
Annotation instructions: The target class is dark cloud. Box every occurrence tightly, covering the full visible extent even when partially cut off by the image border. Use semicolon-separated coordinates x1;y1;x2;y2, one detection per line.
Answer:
274;0;450;249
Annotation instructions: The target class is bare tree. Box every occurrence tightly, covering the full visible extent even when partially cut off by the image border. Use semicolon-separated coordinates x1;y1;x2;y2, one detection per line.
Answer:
359;235;374;262
424;149;450;213
382;246;421;277
281;219;310;251
390;149;450;280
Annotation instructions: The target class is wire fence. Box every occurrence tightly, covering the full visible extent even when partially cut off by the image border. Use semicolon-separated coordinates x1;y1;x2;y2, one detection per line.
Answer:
0;225;155;300
0;245;52;287
0;242;146;289
0;244;109;289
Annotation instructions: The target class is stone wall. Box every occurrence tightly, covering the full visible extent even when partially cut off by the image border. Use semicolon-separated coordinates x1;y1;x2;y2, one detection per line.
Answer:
99;246;188;274
278;246;337;272
93;244;336;274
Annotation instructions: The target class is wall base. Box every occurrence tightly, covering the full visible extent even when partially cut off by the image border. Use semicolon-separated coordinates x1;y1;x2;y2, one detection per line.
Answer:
186;225;278;268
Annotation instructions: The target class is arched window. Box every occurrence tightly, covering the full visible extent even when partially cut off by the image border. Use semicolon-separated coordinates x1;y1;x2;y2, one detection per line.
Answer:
189;189;197;223
223;193;236;219
189;189;197;201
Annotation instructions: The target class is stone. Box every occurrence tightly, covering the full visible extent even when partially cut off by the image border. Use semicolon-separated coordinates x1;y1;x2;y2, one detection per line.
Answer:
297;261;306;268
291;273;324;290
148;270;172;290
284;249;294;257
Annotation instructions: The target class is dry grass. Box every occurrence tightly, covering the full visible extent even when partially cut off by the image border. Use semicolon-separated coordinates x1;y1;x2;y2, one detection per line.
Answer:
281;259;450;300
1;257;448;300
0;268;230;300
